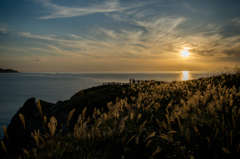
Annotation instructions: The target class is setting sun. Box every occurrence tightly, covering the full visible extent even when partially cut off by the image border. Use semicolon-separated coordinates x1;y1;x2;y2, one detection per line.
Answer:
181;49;190;57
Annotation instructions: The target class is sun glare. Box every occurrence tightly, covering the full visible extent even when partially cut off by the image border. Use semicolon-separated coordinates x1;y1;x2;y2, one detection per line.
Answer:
182;71;189;80
180;49;190;57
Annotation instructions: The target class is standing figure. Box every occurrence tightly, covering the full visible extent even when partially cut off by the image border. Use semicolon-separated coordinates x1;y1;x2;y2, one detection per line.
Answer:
132;79;135;84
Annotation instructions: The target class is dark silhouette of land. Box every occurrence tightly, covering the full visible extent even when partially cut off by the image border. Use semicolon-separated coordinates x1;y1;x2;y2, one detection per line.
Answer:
0;68;19;73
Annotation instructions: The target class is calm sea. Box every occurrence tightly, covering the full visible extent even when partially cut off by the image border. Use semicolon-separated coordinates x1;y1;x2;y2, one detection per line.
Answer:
0;71;215;139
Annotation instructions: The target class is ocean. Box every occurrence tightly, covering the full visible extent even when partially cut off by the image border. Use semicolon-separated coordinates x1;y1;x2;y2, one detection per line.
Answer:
0;71;215;139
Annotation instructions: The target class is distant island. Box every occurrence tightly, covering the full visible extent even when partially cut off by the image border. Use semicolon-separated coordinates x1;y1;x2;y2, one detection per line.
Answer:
0;68;19;73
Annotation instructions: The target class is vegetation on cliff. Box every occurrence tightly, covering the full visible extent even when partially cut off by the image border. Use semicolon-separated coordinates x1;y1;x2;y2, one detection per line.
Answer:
1;69;240;159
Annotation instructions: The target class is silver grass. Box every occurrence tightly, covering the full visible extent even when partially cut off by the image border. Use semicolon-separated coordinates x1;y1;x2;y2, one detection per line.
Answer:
103;131;106;142
107;101;113;109
121;136;126;144
19;113;26;130
48;116;57;138
145;132;156;141
3;126;9;142
165;114;171;128
236;143;240;152
156;119;162;130
92;118;102;136
118;116;129;130
161;121;167;130
31;129;40;147
36;99;43;117
92;108;97;120
43;115;47;127
76;114;82;126
232;116;236;130
102;113;108;123
152;146;161;157
135;136;139;145
222;147;231;154
23;148;30;157
107;126;113;136
33;148;37;158
87;133;91;141
67;109;75;127
146;139;152;147
1;140;8;156
118;123;125;135
126;135;136;145
130;112;134;121
107;103;120;119
139;120;147;135
137;114;142;122
206;136;211;149
177;117;183;133
214;128;218;139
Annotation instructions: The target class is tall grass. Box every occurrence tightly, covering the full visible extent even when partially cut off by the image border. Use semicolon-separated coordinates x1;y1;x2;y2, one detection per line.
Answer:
1;67;240;158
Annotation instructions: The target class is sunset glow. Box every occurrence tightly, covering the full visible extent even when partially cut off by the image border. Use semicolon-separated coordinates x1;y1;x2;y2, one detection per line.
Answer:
182;71;189;80
0;0;240;72
181;49;190;57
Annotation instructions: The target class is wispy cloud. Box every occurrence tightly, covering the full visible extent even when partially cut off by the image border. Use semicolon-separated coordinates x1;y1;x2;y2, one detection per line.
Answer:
232;17;240;26
2;5;240;64
0;27;8;33
35;0;151;19
17;32;57;41
0;23;10;33
23;56;46;62
182;2;209;15
104;10;240;61
14;18;240;62
0;46;25;52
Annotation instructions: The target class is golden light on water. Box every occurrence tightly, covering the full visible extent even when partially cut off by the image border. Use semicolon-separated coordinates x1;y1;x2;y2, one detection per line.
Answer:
180;49;190;57
182;71;189;80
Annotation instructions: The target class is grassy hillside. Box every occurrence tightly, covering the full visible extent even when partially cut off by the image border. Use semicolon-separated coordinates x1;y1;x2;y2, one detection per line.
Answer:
1;73;240;159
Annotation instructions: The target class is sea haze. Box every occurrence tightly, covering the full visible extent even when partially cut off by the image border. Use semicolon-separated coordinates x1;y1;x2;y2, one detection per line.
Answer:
0;71;215;139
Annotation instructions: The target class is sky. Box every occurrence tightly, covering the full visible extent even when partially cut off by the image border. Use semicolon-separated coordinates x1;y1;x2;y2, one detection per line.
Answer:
0;0;240;72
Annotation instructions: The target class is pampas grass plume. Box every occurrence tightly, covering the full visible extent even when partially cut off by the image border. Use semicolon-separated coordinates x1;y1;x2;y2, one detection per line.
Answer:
67;109;75;127
22;148;30;157
36;99;43;117
1;140;8;156
145;132;156;141
48;116;57;138
3;126;9;142
19;113;26;130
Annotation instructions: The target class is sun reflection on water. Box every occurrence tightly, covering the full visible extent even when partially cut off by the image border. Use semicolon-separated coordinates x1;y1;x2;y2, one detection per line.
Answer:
182;71;189;80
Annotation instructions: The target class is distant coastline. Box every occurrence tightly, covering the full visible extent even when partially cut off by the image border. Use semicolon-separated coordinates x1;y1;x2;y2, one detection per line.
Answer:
0;68;19;73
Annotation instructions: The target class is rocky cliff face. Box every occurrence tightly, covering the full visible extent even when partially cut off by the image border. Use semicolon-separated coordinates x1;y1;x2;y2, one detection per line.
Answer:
0;84;127;157
0;98;55;156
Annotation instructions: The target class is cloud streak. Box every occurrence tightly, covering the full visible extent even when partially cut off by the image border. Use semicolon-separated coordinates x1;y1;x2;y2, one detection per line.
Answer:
104;10;240;61
0;23;9;33
11;11;240;63
35;0;151;19
1;1;240;71
232;18;240;26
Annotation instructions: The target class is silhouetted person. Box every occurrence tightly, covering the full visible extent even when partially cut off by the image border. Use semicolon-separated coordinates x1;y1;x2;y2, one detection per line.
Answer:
130;78;132;84
132;79;135;84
